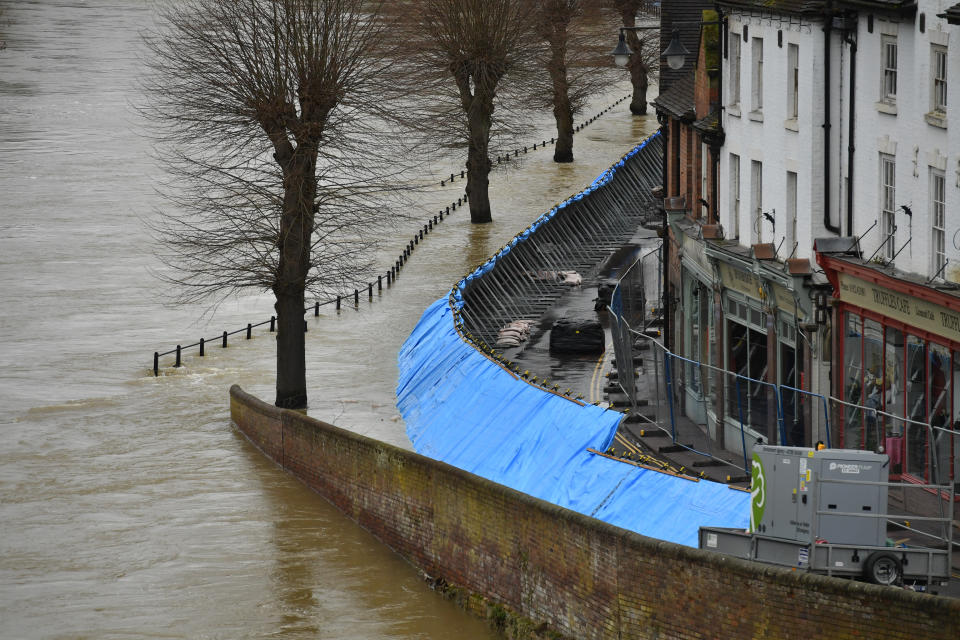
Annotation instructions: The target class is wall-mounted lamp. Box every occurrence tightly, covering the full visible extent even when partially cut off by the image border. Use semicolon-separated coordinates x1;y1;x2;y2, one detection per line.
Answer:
814;291;829;326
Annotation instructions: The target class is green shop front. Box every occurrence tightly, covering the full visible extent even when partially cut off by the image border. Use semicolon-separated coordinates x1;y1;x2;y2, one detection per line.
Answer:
672;221;818;455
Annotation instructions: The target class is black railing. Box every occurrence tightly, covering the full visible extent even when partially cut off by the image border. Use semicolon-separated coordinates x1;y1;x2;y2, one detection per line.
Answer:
152;94;633;375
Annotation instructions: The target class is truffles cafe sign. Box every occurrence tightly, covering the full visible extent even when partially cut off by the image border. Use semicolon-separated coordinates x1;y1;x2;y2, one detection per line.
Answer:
837;273;960;343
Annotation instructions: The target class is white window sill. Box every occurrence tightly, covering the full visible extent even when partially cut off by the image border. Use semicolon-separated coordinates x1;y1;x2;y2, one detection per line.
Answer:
784;118;799;132
924;111;947;129
875;101;898;115
727;104;741;118
748;110;764;122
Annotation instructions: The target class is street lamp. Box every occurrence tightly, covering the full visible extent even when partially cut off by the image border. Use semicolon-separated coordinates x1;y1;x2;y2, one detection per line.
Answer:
609;26;694;70
608;25;660;68
661;29;691;70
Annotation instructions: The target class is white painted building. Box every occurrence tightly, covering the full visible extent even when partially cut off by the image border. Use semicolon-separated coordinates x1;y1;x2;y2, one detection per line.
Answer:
842;2;958;281
719;3;832;261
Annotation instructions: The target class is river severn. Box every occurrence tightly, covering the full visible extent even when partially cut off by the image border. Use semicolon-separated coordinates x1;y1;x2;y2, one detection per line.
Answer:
0;1;658;637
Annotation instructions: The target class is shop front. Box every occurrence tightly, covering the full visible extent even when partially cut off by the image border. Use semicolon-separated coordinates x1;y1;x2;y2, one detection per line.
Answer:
819;254;960;491
712;255;806;449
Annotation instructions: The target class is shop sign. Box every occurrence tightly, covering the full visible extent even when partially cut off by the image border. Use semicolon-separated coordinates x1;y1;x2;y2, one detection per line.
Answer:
682;233;712;275
718;263;797;314
837;273;960;343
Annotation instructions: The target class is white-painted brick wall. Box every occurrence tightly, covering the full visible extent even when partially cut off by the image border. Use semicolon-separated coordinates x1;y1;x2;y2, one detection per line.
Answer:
719;3;957;281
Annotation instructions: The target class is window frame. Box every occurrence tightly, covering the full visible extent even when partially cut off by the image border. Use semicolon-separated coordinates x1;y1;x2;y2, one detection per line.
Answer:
931;45;947;114
729;35;741;107
787;43;799;120
880;153;897;261
751;37;764;113
931;168;946;279
881;35;898;104
730;153;741;241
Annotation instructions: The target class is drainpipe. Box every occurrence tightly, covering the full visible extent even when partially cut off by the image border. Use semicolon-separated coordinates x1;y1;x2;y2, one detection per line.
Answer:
658;112;672;353
714;5;725;226
844;23;857;236
823;1;840;235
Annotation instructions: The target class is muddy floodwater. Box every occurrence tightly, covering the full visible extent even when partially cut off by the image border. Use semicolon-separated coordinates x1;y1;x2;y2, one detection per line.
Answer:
0;1;659;637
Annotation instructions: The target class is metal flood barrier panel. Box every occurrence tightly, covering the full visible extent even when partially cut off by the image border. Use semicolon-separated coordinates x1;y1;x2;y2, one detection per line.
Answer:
397;133;750;548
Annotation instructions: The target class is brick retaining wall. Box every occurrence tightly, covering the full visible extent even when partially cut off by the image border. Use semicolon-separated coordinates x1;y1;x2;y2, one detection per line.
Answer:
230;385;960;639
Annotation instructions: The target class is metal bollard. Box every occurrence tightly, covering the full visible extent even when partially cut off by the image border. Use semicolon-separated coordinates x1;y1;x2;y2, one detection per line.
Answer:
199;338;205;356
246;323;252;339
440;179;445;186
314;301;319;316
354;289;359;305
450;173;454;182
452;202;456;210
457;197;461;206
153;352;159;376
270;316;275;332
222;331;227;348
368;283;373;299
428;219;432;230
446;206;450;214
378;275;382;291
336;296;341;310
175;345;182;367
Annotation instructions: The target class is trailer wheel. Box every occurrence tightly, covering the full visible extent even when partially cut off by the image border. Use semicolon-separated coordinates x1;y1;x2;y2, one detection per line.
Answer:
864;552;901;586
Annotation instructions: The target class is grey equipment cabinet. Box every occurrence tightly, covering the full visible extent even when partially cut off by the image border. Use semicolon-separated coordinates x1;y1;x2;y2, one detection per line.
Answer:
699;445;953;587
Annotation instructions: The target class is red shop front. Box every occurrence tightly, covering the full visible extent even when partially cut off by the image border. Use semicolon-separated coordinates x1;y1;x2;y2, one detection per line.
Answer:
818;252;960;495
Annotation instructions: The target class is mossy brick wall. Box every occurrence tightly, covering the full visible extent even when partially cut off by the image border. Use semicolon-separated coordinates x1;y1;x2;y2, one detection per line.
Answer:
230;385;960;640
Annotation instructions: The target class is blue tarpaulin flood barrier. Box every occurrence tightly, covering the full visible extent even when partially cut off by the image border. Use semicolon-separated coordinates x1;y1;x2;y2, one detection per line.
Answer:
397;137;749;548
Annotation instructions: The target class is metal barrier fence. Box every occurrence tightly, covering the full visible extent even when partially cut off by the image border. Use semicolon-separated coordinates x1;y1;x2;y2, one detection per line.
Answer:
456;131;664;346
151;94;635;375
608;259;959;533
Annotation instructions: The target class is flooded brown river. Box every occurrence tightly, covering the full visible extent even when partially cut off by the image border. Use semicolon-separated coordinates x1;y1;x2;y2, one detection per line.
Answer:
0;1;658;637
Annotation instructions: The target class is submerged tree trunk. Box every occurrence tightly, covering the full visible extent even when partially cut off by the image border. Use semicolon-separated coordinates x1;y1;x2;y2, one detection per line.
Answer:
462;81;495;224
273;150;317;409
627;30;649;116
619;3;651;116
551;82;574;163
548;35;574;163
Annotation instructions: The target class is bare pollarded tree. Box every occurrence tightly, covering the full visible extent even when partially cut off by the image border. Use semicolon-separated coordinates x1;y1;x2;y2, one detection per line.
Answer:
391;0;543;224
534;0;620;163
142;0;413;409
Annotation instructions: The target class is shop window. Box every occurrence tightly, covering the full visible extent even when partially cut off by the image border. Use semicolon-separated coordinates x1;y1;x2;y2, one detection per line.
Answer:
686;280;703;394
951;352;960;487
864;319;884;451
906;335;927;478
727;318;770;440
843;312;865;449
930;344;952;485
781;341;802;445
883;327;905;452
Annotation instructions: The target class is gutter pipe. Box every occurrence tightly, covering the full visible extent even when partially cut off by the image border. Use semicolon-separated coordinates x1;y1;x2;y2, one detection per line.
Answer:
823;1;840;235
844;24;857;236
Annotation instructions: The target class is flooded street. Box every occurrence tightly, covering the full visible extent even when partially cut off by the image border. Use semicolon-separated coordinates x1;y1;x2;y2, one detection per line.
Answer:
0;1;658;637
